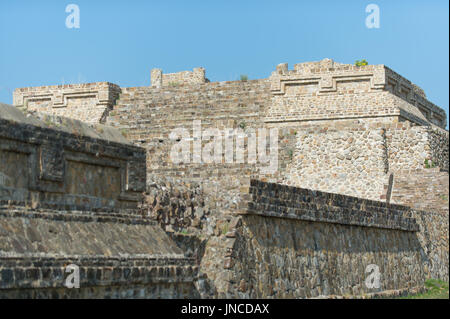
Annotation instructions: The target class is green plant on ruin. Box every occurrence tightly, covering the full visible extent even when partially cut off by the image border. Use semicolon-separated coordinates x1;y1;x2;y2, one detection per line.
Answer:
221;222;229;235
399;279;448;299
239;121;247;130
240;74;248;82
355;59;368;67
180;229;190;235
120;128;128;137
288;149;294;160
168;81;180;87
424;159;436;169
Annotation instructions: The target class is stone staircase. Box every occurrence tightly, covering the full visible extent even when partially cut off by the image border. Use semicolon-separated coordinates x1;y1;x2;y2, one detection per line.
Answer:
106;80;271;135
105;80;287;179
105;80;283;212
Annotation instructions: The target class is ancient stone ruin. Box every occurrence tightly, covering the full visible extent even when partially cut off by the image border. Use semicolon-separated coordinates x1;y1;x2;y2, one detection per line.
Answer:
1;59;448;298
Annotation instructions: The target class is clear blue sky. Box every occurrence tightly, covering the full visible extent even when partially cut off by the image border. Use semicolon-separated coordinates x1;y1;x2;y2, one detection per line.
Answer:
1;0;448;126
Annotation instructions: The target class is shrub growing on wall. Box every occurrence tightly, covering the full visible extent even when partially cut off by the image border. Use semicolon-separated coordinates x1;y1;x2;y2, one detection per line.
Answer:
240;74;248;81
355;59;368;67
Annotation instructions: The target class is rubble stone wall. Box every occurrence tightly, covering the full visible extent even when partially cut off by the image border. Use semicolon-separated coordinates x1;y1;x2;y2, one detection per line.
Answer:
221;181;433;298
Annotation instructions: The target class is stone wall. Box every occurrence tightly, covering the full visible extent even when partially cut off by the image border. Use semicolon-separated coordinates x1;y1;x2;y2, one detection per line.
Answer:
106;79;283;212
151;67;207;88
279;120;448;202
427;127;449;171
220;180;432;298
385;123;448;173
390;168;449;213
384;67;446;128
141;178;212;234
412;209;449;281
268;59;446;129
0;103;199;298
388;166;449;282
12;61;448;206
13;82;121;124
0;103;145;211
282;126;388;201
386;124;431;172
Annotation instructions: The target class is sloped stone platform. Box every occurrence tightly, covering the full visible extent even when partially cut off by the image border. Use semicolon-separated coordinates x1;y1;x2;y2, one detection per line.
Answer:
0;206;199;298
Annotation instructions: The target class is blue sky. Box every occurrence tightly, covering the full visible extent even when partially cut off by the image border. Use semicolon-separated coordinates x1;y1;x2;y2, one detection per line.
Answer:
1;0;448;126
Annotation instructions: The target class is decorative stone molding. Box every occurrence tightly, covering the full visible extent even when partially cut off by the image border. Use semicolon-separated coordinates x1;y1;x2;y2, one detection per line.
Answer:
270;59;386;95
0;103;145;211
268;59;446;128
13;82;121;124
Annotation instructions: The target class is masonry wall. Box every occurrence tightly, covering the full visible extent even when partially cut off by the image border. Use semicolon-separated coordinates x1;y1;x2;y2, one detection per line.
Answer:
0;103;145;211
386;125;431;172
391;169;449;282
103;65;448;296
106;79;287;213
412;209;449;281
277;120;448;202
12;61;448;206
0;103;199;299
428;127;449;171
13;82;121;124
231;216;425;298
267;60;446;128
282;127;388;201
386;124;449;172
6;60;449;297
222;181;430;298
151;68;207;87
141;178;212;234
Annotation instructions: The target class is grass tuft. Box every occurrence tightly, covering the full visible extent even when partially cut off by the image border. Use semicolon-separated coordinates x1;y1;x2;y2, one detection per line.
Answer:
399;279;448;299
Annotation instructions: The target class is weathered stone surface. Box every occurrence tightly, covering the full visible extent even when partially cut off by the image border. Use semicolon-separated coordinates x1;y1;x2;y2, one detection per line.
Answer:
13;82;121;124
0;103;146;211
221;181;433;298
0;207;199;298
268;60;446;128
151;67;207;87
0;104;198;298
